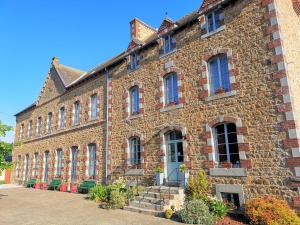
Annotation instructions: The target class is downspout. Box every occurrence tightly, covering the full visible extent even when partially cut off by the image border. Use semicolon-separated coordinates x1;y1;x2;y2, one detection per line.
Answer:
105;68;110;184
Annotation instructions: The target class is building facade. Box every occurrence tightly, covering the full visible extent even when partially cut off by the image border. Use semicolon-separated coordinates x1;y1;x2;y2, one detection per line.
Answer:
13;0;300;209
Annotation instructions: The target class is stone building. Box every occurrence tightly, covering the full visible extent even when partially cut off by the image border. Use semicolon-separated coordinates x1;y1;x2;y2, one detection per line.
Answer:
13;0;300;209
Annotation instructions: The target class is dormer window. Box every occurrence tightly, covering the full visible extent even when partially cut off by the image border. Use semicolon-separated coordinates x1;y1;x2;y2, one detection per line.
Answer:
160;34;176;55
200;8;225;37
129;52;140;70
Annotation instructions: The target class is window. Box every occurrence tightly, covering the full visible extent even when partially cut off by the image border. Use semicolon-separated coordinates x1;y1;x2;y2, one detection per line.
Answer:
213;123;240;167
20;124;24;139
71;146;79;182
56;149;63;177
129;137;141;168
47;112;53;134
44;151;49;182
164;73;179;105
221;192;240;209
129;52;140;70
206;9;224;33
59;107;65;129
33;152;39;177
73;101;81;125
37;117;42;136
28;120;33;137
24;154;29;182
166;131;184;163
88;144;97;179
208;54;230;95
17;155;21;178
129;86;140;115
90;95;98;120
163;35;176;54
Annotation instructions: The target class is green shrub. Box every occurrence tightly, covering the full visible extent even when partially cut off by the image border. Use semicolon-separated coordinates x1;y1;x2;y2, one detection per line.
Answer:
154;166;163;173
179;200;215;225
208;198;228;219
185;170;209;202
107;190;127;209
89;184;109;202
245;196;300;225
165;208;174;219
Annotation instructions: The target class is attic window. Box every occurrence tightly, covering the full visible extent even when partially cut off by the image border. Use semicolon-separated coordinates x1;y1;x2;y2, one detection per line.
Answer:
128;52;140;71
200;8;225;37
159;34;176;56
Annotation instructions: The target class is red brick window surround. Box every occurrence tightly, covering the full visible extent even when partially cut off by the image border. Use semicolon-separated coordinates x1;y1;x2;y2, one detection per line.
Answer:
123;132;145;171
122;82;144;119
157;63;185;110
292;0;300;15
203;116;251;169
199;48;239;100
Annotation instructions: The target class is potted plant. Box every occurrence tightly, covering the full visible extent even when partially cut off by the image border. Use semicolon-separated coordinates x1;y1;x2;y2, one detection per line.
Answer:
154;166;164;186
70;183;77;193
179;164;189;187
34;179;41;189
60;182;68;192
40;181;47;190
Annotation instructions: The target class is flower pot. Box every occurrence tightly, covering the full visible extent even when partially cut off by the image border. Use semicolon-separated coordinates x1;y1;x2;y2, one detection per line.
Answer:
40;183;47;190
60;184;67;192
34;183;40;189
70;184;77;193
156;173;164;186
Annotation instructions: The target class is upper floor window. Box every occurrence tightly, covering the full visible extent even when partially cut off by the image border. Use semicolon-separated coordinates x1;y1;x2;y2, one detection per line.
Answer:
73;101;81;125
47;112;53;134
162;34;176;55
59;107;65;129
28;120;33;137
206;9;224;33
129;137;141;168
56;149;63;177
208;54;230;95
213;123;240;167
20;124;24;139
129;86;140;115
37;117;42;136
129;52;140;70
164;73;179;106
88;144;97;179
90;95;98;120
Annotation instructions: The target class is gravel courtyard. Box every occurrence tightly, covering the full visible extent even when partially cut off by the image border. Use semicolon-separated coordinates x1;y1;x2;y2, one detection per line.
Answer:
0;187;179;225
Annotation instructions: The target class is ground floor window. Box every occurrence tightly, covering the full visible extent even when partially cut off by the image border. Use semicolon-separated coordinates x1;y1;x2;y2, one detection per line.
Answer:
221;192;240;209
44;151;49;182
71;147;78;182
88;144;96;179
56;149;63;177
33;152;39;177
129;137;141;168
24;154;29;181
17;155;21;178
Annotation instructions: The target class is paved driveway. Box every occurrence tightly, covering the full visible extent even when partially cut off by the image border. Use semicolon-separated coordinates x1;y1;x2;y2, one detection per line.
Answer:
0;187;179;225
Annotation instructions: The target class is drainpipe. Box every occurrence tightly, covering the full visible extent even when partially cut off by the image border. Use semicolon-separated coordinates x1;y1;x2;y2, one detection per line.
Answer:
105;68;110;184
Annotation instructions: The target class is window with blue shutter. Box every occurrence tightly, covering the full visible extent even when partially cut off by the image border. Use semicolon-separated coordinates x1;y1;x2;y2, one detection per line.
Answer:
208;54;230;95
164;73;179;105
206;9;224;33
130;52;140;70
163;34;176;55
129;137;141;168
129;86;140;114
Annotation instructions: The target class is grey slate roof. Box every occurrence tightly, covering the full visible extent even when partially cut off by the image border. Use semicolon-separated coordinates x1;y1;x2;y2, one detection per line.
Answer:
54;63;86;87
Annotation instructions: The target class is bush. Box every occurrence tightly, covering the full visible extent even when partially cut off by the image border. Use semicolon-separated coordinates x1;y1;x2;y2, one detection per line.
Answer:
208;198;228;219
178;200;215;225
107;190;127;209
245;196;300;225
165;208;174;219
185;170;209;202
89;185;110;202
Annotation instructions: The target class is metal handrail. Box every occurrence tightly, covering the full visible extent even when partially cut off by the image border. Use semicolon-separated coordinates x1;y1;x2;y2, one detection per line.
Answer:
160;167;181;204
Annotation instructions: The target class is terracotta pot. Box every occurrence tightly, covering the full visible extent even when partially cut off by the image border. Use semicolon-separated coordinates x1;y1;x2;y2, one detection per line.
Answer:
34;183;40;189
70;184;77;193
40;183;47;190
60;184;67;192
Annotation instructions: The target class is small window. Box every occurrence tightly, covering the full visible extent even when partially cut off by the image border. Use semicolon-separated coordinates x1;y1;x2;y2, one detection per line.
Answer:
56;149;63;177
71;146;79;182
74;101;81;125
162;34;176;55
208;54;230;95
90;95;98;120
129;86;140;115
129;137;141;168
28;120;33;137
47;112;53;134
33;152;39;177
37;117;42;136
88;144;97;179
17;155;21;178
206;9;224;33
59;107;65;129
20;124;24;139
221;192;240;209
213;123;240;167
164;73;179;106
130;52;140;70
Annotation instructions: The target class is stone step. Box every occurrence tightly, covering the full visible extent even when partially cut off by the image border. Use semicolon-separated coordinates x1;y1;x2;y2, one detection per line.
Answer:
135;196;170;205
145;186;183;195
139;191;175;200
129;201;164;211
123;206;163;216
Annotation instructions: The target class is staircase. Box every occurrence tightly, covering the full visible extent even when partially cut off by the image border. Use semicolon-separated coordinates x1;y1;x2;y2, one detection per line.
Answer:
124;186;185;216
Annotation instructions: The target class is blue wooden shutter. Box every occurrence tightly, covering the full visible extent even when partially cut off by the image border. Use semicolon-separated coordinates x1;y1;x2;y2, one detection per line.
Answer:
135;87;140;112
220;55;230;92
173;74;179;103
209;59;220;94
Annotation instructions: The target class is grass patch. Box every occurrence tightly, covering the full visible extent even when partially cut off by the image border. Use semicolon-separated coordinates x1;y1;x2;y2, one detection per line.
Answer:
0;180;5;185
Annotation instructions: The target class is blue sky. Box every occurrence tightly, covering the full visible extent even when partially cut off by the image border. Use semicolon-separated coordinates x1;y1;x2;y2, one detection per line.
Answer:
0;0;202;143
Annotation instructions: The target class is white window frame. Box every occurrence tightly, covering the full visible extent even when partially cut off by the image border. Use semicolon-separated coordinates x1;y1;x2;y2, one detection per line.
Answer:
37;117;42;136
59;107;65;129
130;52;140;70
56;149;63;177
28;120;33;137
90;95;98;120
47;112;53;134
20;124;24;139
73;101;81;125
206;9;224;33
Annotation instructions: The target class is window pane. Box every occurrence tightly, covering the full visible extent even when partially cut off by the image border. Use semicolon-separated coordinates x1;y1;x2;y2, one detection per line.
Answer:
216;124;225;134
226;123;236;133
217;134;226;144
228;133;238;144
219;154;228;163
220;55;230;92
207;13;214;32
172;74;179;103
218;144;227;155
168;143;176;162
177;142;184;162
209;59;221;94
214;10;221;29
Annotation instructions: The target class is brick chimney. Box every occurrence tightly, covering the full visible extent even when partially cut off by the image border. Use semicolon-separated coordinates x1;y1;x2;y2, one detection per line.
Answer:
130;18;157;43
52;56;59;66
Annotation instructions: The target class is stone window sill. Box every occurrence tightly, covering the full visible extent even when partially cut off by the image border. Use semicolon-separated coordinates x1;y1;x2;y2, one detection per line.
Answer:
205;90;237;102
201;26;225;39
209;168;247;177
89;117;99;122
160;103;183;113
128;113;143;120
159;49;177;59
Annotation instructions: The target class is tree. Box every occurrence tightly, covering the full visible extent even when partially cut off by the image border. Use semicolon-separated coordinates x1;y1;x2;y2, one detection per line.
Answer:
0;120;13;173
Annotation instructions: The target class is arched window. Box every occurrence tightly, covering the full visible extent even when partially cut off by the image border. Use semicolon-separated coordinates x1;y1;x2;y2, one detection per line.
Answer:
213;123;240;167
56;149;63;177
88;144;97;179
164;73;179;105
129;86;140;115
208;54;230;95
33;152;39;177
71;146;79;182
129;137;141;168
166;131;183;163
44;151;49;182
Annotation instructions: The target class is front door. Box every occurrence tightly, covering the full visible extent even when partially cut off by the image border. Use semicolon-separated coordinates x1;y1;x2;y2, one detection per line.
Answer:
24;155;29;182
166;131;184;182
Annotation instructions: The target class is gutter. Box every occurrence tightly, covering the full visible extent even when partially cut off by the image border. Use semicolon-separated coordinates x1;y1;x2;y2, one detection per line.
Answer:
105;67;110;184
